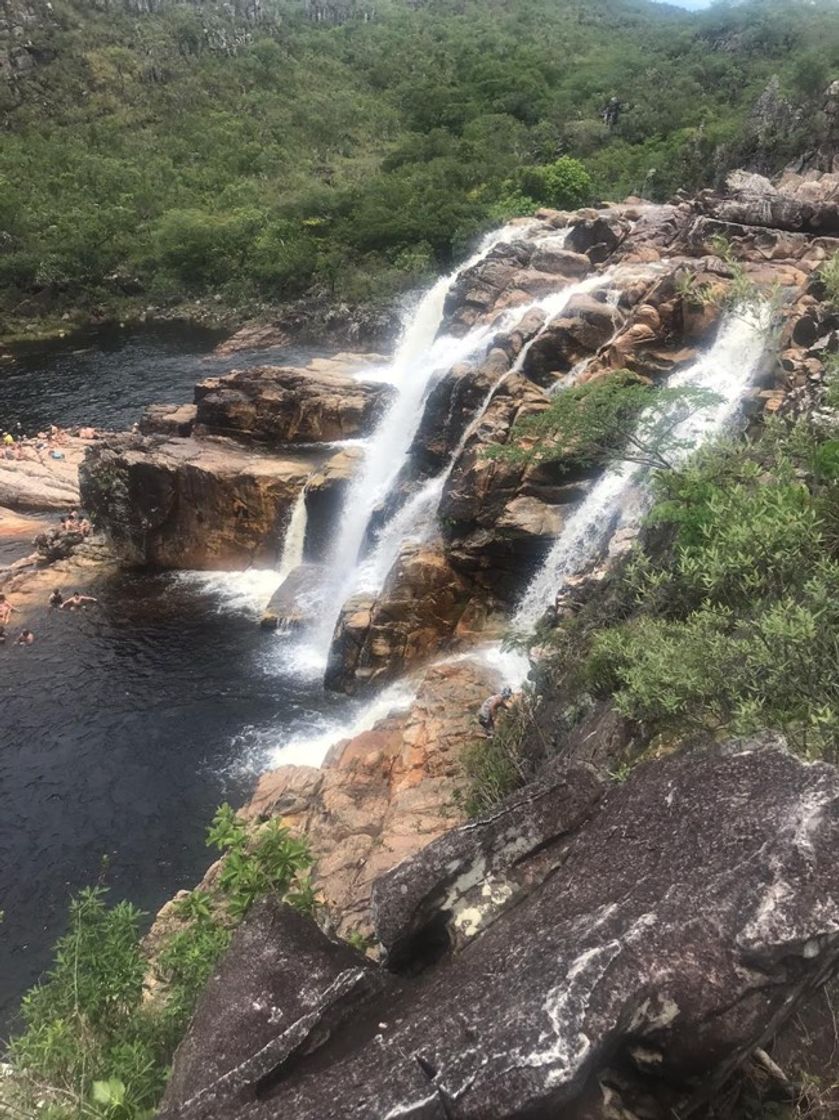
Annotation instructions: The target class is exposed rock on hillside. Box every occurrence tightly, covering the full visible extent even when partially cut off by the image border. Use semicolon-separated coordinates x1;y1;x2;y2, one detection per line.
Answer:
160;737;839;1120
194;365;393;445
80;434;324;569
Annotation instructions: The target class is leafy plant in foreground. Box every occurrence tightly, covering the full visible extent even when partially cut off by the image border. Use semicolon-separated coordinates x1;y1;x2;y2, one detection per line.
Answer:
7;804;315;1119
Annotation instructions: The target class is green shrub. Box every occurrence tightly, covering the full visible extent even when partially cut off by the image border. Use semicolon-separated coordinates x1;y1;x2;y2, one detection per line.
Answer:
457;692;539;816
514;157;593;210
9;888;166;1119
489;373;721;472
584;422;839;761
7;805;315;1119
820;253;839;311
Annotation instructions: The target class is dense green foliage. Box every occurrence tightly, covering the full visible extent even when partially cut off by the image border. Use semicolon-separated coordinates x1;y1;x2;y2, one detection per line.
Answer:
7;805;314;1120
490;370;721;471
584;419;839;760
2;0;838;333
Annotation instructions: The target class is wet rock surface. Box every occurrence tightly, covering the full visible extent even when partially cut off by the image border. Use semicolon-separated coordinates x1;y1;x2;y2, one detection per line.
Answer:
161;737;839;1120
324;543;481;691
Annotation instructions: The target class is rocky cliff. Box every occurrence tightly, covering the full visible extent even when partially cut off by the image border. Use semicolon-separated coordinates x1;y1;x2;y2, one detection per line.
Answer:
159;737;839;1120
80;165;839;1119
80;355;387;569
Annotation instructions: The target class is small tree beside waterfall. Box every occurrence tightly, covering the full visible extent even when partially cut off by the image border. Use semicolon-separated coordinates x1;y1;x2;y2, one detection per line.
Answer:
487;372;724;474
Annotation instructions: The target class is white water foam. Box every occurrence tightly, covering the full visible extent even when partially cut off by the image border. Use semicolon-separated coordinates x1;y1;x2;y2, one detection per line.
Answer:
304;223;533;663
266;678;417;768
512;302;771;633
352;269;620;598
172;568;283;619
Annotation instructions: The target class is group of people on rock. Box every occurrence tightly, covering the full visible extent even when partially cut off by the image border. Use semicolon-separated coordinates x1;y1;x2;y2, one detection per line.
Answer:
58;509;91;537
1;422;100;464
1;506;99;646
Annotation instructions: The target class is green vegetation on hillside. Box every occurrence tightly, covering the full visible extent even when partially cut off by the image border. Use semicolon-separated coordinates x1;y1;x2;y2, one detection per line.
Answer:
585;418;839;760
1;0;838;334
6;805;315;1120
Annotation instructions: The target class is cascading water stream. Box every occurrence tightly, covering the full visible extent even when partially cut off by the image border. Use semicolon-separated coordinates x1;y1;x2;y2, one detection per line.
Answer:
304;223;533;664
512;302;771;634
275;484;308;585
349;269;619;598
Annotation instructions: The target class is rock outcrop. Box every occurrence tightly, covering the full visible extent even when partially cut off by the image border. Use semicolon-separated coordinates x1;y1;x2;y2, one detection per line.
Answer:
161;737;839;1120
194;365;392;446
324;544;489;691
140;403;197;438
80;434;324;569
239;658;499;939
0;437;86;511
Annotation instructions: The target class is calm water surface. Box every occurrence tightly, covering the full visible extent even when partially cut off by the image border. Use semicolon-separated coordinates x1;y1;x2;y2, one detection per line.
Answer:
0;323;312;432
0;328;349;1035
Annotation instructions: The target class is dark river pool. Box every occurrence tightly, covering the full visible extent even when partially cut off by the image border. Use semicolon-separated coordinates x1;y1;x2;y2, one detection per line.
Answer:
0;327;356;1036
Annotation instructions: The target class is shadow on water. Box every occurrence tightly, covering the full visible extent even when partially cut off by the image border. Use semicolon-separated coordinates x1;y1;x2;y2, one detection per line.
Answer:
0;570;352;1036
0;325;346;1036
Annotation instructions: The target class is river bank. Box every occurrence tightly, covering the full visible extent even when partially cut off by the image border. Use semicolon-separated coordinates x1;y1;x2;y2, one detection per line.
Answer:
0;288;402;362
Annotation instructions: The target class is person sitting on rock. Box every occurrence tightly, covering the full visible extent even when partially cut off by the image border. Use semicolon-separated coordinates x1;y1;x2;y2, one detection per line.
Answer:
61;591;99;611
478;687;514;735
15;628;34;645
48;589;64;608
79;518;92;537
0;594;18;627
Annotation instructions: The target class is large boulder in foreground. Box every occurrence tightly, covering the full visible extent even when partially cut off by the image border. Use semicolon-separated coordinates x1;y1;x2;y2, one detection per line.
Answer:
161;738;839;1120
80;435;324;569
194;365;393;445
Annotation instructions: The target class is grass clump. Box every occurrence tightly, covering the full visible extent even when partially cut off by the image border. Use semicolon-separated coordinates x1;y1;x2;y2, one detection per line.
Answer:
457;691;541;816
7;805;314;1120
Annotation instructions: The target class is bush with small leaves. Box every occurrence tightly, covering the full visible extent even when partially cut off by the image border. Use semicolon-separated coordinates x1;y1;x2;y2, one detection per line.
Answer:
8;804;316;1119
584;421;839;761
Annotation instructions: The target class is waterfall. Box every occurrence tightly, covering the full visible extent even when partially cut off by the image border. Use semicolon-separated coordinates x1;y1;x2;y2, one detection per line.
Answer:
276;485;308;584
351;269;618;598
512;303;771;632
305;223;531;662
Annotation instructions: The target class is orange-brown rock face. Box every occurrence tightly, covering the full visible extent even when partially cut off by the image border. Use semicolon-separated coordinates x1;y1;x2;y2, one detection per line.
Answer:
80;434;325;569
194;365;393;446
243;658;501;938
324;543;489;692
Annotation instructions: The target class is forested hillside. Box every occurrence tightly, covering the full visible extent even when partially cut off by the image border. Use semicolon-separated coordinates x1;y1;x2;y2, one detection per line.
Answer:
1;0;838;336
